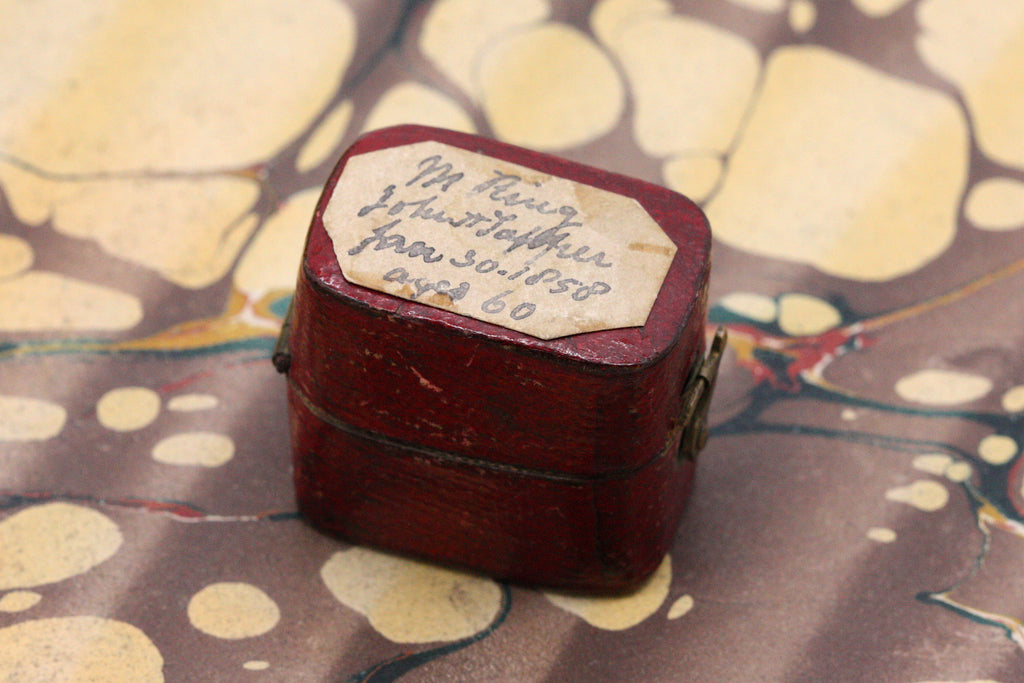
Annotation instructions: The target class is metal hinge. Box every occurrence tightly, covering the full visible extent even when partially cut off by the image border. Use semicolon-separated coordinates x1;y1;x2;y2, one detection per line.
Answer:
272;297;295;375
677;327;727;462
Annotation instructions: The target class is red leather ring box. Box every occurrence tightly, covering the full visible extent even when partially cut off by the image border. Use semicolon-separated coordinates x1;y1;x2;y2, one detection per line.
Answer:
276;125;718;593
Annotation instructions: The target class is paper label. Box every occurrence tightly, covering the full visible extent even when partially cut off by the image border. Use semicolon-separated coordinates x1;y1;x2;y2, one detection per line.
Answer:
322;141;676;339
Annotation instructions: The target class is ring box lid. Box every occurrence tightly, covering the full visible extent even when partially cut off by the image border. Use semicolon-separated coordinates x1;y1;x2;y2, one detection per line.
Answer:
290;125;711;478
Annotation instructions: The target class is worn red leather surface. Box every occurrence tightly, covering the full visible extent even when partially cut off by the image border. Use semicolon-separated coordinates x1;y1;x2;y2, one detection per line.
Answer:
286;127;707;591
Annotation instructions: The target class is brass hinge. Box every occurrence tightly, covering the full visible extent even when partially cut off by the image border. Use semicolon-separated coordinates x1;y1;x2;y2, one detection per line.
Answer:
677;327;727;462
272;297;295;375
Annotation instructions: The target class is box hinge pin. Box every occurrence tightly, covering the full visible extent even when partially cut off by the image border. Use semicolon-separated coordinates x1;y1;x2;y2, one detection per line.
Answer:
272;297;295;375
678;327;727;462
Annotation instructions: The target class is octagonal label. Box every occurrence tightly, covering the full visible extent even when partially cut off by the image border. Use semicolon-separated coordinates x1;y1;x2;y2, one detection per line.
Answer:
322;141;676;339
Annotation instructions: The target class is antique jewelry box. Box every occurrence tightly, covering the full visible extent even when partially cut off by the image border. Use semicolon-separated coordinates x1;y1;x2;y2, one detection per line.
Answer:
275;125;722;592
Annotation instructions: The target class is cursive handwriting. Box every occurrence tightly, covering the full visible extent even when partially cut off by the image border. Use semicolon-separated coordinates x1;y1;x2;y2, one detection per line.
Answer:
382;267;469;302
347;220;444;263
357;173;612;269
342;150;629;326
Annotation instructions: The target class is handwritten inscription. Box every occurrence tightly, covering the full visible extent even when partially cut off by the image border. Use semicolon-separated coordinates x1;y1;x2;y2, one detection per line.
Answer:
322;141;676;339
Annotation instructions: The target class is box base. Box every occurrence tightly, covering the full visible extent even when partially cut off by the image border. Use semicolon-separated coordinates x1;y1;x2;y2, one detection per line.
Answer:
288;381;695;593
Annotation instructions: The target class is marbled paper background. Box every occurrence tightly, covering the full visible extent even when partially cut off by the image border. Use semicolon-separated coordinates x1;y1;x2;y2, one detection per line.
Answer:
2;0;1024;680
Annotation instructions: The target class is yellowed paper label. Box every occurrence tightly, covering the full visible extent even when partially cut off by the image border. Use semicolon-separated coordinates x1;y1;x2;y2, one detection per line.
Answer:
322;141;676;339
